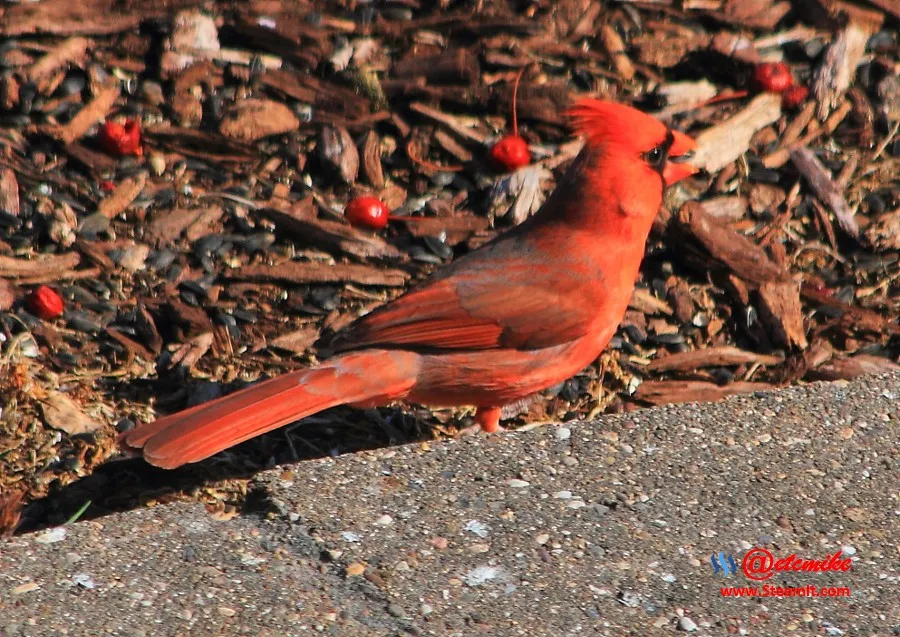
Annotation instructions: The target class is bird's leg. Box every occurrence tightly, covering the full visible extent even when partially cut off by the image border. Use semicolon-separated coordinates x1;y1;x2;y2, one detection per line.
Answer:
474;407;502;433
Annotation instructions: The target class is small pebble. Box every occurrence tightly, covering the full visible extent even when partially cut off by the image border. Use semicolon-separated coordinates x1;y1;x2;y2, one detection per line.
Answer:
462;565;504;587
345;563;366;577
72;574;95;589
387;603;404;618
464;519;489;538
555;427;571;441
678;616;698;632
11;582;40;595
217;607;237;617
617;591;641;607
34;527;66;544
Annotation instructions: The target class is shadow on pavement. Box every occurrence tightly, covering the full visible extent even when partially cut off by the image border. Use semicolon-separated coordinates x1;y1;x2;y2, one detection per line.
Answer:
14;402;438;534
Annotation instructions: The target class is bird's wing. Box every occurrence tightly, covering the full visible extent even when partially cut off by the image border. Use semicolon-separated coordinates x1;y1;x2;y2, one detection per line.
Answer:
334;240;602;352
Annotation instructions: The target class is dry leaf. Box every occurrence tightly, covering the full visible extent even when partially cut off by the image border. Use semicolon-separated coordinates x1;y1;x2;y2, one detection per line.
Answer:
219;99;300;142
41;392;102;435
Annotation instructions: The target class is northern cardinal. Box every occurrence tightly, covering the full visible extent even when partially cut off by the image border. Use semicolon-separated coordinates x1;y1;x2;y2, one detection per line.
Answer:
122;99;698;469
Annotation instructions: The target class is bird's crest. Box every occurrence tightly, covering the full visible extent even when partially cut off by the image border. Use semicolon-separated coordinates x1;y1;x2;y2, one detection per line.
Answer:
567;98;669;152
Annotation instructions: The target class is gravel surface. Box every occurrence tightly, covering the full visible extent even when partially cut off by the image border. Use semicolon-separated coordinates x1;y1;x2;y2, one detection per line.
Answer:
1;373;898;636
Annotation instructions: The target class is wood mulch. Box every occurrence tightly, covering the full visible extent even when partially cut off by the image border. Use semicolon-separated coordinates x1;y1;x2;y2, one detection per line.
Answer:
0;0;897;531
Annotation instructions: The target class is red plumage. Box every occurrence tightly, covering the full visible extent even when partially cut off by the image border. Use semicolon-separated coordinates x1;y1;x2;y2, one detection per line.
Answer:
122;99;698;469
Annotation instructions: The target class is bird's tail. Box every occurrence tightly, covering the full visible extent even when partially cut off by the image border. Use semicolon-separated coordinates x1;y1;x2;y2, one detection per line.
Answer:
120;350;420;469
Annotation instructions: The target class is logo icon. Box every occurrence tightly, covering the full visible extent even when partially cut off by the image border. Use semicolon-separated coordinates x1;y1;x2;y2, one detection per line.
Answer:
711;548;852;580
741;547;775;580
710;551;738;576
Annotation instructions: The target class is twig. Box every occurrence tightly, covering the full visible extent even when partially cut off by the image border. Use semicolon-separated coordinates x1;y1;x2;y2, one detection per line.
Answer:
408;102;487;144
872;120;900;161
763;100;851;168
406;139;464;173
600;24;635;81
813;13;883;119
25;37;91;91
790;147;859;238
48;81;120;145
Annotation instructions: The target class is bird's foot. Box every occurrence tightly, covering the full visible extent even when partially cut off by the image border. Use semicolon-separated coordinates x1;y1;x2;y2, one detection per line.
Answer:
474;407;502;433
447;407;503;437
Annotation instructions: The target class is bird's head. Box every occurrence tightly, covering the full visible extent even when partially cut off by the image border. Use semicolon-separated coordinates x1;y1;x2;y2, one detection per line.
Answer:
566;99;697;223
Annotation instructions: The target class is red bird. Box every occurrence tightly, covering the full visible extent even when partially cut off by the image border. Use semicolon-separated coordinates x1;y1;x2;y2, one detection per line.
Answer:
122;99;698;469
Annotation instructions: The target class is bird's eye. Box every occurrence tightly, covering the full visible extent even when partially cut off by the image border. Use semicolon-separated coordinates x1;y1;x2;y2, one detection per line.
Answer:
645;145;666;169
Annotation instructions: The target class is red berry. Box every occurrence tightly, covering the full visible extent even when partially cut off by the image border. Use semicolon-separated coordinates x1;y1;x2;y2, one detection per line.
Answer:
99;119;143;157
25;286;64;320
490;67;531;173
782;85;809;109
753;62;794;94
345;196;390;230
489;135;531;172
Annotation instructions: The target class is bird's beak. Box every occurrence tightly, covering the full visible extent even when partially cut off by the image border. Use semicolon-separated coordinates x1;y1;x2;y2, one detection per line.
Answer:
663;129;698;186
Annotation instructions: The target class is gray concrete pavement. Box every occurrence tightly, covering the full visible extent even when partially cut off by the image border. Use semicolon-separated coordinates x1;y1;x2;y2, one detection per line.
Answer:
1;373;898;636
